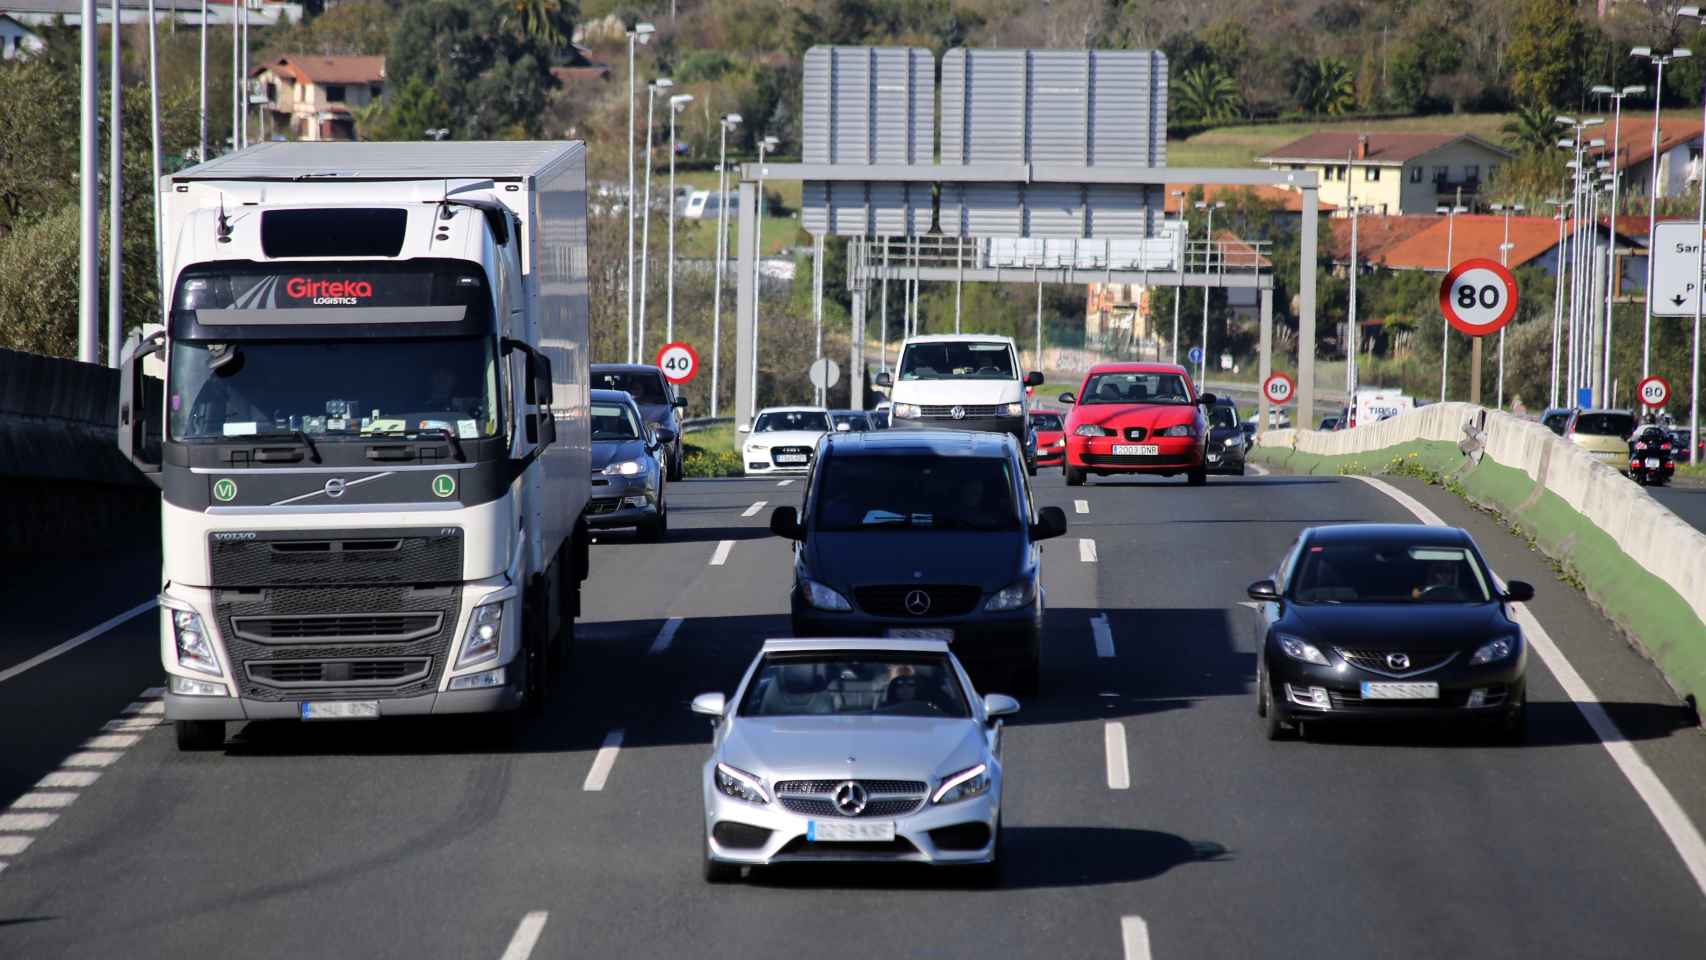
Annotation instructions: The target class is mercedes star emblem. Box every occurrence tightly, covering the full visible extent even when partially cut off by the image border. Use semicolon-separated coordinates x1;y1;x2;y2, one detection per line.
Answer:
904;589;932;616
323;478;347;499
833;780;868;816
1386;652;1411;671
950;405;966;420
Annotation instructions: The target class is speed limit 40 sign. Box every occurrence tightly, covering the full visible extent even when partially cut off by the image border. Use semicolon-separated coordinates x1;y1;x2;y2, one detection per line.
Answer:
1439;258;1520;336
1262;372;1295;406
1638;375;1671;409
656;341;699;384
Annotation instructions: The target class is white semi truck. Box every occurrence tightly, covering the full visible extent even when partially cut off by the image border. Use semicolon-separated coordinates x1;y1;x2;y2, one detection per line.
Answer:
118;142;592;750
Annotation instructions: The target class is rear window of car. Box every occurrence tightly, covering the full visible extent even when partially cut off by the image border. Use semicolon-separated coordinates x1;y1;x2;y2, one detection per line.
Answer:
1574;413;1633;437
1030;412;1063;431
739;653;970;718
814;454;1018;532
1209;405;1238;429
592;370;669;404
1542;412;1571;435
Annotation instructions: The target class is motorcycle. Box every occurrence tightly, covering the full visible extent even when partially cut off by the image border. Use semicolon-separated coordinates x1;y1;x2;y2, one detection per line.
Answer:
1629;427;1676;487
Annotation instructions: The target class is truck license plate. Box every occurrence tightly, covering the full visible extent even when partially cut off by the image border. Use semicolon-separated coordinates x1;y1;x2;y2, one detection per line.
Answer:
1113;444;1159;456
809;820;896;842
300;700;380;720
1359;682;1438;700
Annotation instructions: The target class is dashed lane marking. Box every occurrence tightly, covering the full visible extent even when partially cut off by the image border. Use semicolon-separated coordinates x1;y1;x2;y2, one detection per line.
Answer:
1091;614;1116;659
1105;722;1131;790
0;837;34;856
709;540;735;566
777;479;795;487
36;771;99;789
9;793;76;810
1121;916;1152;960
1079;538;1098;563
499;911;550;960
742;500;768;518
648;617;683;656
83;734;141;750
121;700;165;716
0;600;157;685
1074;499;1089;514
1352;473;1706;903
61;751;122;768
582;729;625;792
0;814;56;831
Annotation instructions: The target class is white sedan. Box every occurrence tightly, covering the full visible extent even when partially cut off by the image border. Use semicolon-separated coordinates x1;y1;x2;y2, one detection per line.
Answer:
740;406;831;475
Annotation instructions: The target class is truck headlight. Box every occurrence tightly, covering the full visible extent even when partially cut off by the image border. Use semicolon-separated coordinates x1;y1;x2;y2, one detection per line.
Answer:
714;762;770;804
801;578;851;612
171;607;221;676
1000;402;1023;417
602;460;642;476
984;575;1037;611
932;763;990;804
457;601;504;668
892;402;922;419
1470;637;1515;665
1158;424;1197;438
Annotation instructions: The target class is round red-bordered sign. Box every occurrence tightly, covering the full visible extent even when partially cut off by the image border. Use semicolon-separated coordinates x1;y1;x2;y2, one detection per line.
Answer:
1263;371;1296;406
656;341;699;384
1439;258;1520;336
1637;375;1671;409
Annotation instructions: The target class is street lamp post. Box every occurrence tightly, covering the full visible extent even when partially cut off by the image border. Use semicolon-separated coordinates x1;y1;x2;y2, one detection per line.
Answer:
108;0;123;367
1591;83;1645;405
1632;47;1692;379
749;135;778;408
1436;203;1466;401
1347;202;1374;397
199;0;208;161
1169;189;1185;364
1556;117;1604;404
625;23;654;364
1680;11;1706;462
1194;200;1224;387
637;77;672;364
665;92;694;345
1545;200;1571;408
710;112;741;417
1491;203;1524;410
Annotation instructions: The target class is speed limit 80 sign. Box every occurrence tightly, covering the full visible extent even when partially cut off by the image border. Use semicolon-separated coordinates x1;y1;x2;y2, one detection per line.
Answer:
656;341;699;384
1439;258;1520;336
1638;375;1671;409
1262;371;1295;406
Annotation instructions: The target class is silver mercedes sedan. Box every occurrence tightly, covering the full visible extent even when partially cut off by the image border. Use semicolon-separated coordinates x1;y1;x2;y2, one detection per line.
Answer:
693;638;1018;883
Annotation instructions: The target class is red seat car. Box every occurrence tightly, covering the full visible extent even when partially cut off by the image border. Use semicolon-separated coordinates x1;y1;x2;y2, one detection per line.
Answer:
1029;409;1066;467
1059;362;1215;486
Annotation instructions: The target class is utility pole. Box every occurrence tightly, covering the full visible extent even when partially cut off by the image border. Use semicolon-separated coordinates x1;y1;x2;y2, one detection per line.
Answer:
107;0;123;367
78;0;98;364
624;23;654;363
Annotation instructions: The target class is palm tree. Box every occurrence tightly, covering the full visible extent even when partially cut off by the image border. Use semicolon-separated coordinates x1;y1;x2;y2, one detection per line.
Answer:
1299;57;1356;116
1175;64;1245;123
1502;102;1556;155
504;0;572;52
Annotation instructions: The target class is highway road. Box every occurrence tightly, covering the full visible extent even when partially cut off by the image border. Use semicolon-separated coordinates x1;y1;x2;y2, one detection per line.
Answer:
1651;484;1706;536
3;470;1705;958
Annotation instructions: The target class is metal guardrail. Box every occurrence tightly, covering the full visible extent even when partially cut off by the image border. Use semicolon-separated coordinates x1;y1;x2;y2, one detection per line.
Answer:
681;416;734;434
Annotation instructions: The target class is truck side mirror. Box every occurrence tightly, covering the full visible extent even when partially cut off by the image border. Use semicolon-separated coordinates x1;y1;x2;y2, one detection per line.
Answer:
874;370;893;388
118;331;165;487
529;352;553;408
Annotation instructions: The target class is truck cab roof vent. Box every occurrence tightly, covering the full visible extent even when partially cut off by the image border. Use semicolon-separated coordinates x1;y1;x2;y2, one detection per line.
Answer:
260;208;407;258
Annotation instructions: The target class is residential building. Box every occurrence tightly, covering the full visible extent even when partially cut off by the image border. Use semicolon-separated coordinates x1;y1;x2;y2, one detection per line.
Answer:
1258;132;1512;215
0;13;43;58
1595;115;1704;205
251;55;385;142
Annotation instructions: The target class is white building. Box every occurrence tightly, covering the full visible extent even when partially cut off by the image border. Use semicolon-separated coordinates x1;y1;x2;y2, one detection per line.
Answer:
0;14;44;59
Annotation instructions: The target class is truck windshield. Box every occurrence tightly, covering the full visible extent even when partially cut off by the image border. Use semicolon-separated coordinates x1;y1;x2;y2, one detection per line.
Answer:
167;337;503;441
898;342;1016;381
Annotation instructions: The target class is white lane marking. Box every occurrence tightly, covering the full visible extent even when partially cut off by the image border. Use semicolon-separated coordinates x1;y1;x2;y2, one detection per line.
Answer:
777;479;795;487
709;540;735;566
0;813;56;831
139;686;164;699
122;701;165;716
0;600;156;685
1248;462;1270;477
1351;473;1706;901
103;717;161;732
1079;538;1098;563
582;729;625;792
742;500;768;518
498;911;550;960
1091;614;1116;659
1104;722;1131;790
0;837;33;856
648;617;683;656
62;751;122;768
1074;499;1089;514
36;771;99;789
8;793;76;811
83;734;140;750
1121;916;1152;960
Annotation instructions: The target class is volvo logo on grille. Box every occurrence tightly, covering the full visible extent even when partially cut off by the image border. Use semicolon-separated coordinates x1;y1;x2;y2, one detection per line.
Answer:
950;405;966;420
904;590;932;616
833;780;868;816
323;478;347;499
1386;652;1411;671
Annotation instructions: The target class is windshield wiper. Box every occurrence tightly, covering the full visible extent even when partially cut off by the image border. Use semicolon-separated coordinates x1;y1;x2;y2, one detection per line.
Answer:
248;430;321;462
414;426;466;462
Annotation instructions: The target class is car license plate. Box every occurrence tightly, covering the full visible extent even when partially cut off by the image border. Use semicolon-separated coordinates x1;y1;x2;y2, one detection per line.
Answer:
1112;444;1159;456
776;454;807;463
1207;453;1221;462
809;820;896;842
1646;458;1662;469
1360;682;1439;700
300;700;380;720
886;627;952;641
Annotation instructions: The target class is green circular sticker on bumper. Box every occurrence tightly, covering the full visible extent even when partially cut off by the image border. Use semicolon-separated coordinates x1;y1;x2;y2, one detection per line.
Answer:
213;478;237;502
431;473;457;498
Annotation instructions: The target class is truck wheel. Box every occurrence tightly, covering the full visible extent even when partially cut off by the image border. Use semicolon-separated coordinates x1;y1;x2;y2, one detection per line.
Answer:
175;719;225;751
1065;465;1086;486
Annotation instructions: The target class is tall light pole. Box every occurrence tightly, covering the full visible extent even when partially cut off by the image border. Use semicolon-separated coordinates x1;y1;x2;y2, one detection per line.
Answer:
1556;116;1604;403
1169;189;1185;364
637;77;671;363
147;0;162;325
1591;84;1643;403
1436;203;1466;401
1491;203;1524;410
1681;10;1706;462
229;0;238;150
199;0;208;161
750;135;778;408
107;0;123;367
664;92;694;344
1194;199;1224;386
624;23;654;363
1546;199;1571;408
1347;202;1373;397
240;0;249;148
78;0;98;364
1632;47;1692;378
710;112;741;417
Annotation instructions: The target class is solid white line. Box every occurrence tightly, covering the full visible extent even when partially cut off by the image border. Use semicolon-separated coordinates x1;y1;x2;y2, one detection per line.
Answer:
1091;614;1116;659
777;479;794;487
121;701;165;716
1249;462;1270;477
83;734;140;750
0;813;56;831
1104;722;1131;790
61;752;121;768
0;600;156;685
648;617;683;656
741;500;767;518
1350;473;1706;902
139;686;164;699
8;793;75;811
582;729;625;792
1074;499;1089;514
1079;538;1098;563
709;540;735;566
0;837;32;857
498;911;550;960
1121;915;1152;960
36;771;99;789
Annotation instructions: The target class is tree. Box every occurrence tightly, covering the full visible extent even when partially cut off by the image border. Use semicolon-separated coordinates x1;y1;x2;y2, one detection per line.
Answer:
1296;57;1357;116
355;75;451;141
1502;102;1557;155
1174;64;1244;123
385;0;564;140
1507;0;1589;110
502;0;575;54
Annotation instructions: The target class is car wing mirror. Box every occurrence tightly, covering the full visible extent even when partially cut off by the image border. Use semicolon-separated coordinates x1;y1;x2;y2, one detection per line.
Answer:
1024;371;1045;387
874;370;893;388
691;691;726;717
1057;392;1076;405
1030;505;1067;541
1247;579;1280;602
1198;392;1218;406
769;505;804;541
654;427;677;445
984;693;1020;720
737;424;751;434
1502;580;1535;603
673;395;688;408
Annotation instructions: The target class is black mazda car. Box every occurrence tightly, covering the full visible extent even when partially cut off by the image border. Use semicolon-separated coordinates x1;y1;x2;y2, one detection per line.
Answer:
1249;524;1533;741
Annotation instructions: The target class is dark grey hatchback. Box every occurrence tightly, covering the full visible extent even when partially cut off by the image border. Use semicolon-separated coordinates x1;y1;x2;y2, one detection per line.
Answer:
769;430;1067;693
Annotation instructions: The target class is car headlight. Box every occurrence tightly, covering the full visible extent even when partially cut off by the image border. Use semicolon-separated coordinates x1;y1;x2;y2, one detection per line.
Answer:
932;763;991;804
170;607;221;676
1470;636;1515;666
456;601;504;668
1000;402;1023;417
892;402;922;419
984;575;1037;611
1075;424;1111;437
1224;437;1242;448
1275;633;1330;666
801;578;852;612
1158;423;1197;438
714;762;770;805
602;459;642;476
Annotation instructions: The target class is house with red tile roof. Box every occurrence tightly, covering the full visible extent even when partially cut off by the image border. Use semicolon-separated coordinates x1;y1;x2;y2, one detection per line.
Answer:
1258;132;1512;215
251;55;386;141
1590;114;1704;204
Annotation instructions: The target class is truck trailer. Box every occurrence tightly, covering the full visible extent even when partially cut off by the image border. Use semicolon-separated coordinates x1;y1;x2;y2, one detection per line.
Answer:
118;141;591;749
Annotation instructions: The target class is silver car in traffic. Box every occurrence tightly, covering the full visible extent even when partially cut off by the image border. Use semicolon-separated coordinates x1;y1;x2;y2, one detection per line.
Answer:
693;638;1018;883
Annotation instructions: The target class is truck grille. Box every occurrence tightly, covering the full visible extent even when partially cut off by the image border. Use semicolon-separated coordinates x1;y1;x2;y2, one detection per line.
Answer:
230;613;443;644
209;529;463;587
854;585;981;618
246;658;432;688
919;404;1001;418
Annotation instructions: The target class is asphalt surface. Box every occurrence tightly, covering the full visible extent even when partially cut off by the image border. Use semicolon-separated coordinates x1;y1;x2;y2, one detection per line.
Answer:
2;469;1705;958
1651;483;1706;535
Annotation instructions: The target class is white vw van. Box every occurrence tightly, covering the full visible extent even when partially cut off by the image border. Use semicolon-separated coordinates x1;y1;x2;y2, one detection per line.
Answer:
875;334;1043;443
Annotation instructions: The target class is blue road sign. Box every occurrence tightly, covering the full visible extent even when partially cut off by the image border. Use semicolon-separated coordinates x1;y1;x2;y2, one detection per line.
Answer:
1187;346;1204;366
1577;387;1593;409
